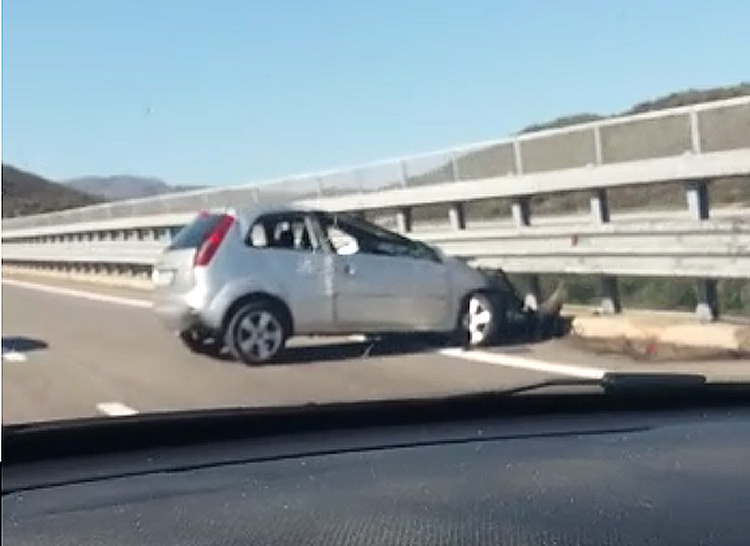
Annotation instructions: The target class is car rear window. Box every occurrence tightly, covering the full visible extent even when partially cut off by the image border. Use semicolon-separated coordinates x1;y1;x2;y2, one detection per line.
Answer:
168;213;226;250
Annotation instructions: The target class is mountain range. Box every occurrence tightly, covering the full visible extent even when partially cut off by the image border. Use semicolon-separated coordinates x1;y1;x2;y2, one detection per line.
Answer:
64;175;205;201
2;165;103;218
2;169;206;218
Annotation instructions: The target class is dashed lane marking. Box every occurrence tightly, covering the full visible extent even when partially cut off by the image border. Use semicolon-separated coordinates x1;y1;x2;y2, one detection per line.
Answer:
438;348;608;380
2;350;28;363
96;402;139;417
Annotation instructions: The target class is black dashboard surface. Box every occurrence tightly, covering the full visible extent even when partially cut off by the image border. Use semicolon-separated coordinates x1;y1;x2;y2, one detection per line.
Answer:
4;407;750;545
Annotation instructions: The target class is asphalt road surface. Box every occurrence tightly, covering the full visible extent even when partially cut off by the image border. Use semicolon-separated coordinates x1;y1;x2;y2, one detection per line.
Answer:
3;278;749;425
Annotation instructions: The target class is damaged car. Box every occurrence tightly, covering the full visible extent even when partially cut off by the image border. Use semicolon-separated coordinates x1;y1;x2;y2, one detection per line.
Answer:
152;205;564;364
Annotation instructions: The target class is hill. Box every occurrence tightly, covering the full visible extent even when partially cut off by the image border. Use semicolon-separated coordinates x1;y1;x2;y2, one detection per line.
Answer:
65;175;205;201
517;82;750;134
1;165;103;218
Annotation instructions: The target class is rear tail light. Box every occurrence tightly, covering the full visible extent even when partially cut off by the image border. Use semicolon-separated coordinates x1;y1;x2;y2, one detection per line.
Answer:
194;214;235;266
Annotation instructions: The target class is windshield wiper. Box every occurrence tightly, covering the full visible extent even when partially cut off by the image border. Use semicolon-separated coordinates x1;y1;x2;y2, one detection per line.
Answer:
505;372;709;397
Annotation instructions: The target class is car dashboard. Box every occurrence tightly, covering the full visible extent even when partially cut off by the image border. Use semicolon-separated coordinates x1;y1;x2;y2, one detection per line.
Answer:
3;397;750;545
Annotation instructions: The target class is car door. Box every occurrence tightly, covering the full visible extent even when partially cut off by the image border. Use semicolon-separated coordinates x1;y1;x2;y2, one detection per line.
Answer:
241;212;335;333
314;213;450;332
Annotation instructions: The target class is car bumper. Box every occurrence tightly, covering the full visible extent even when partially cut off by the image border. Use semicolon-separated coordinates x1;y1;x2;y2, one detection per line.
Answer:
152;297;203;332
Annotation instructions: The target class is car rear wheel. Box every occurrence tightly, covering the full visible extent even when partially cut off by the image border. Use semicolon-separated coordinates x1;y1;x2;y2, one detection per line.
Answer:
224;301;288;365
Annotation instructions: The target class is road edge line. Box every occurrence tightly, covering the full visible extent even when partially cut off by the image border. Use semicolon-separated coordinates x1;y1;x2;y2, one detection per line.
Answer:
96;402;139;417
2;278;152;309
438;348;608;380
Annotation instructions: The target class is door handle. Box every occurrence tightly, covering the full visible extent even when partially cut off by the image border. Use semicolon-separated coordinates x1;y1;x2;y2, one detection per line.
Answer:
343;263;356;276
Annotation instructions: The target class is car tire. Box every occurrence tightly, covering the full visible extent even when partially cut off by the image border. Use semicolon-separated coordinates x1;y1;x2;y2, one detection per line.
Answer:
179;329;224;357
224;301;288;365
454;291;504;348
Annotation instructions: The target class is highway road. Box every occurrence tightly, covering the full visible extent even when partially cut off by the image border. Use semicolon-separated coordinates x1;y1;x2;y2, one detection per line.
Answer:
3;276;749;425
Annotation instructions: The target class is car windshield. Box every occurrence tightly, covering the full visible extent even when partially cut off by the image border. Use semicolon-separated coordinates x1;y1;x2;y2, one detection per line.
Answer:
2;1;749;431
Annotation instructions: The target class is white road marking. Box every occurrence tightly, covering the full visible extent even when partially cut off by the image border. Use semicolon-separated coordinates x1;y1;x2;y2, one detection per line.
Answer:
2;278;151;309
438;348;608;380
96;402;139;417
2;350;28;363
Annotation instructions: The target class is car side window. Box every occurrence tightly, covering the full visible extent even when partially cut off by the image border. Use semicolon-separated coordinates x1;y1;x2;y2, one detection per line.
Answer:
246;214;316;252
319;213;439;263
323;223;360;255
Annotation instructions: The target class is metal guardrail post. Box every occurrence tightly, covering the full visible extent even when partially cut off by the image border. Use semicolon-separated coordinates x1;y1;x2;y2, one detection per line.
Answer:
686;178;718;320
396;207;412;233
589;189;611;224
511;198;531;227
696;279;719;322
590;188;621;313
686;180;710;220
599;275;623;314
448;203;466;230
510;196;541;309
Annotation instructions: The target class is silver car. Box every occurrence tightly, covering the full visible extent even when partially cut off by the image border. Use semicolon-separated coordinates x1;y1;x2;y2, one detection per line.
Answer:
152;205;534;364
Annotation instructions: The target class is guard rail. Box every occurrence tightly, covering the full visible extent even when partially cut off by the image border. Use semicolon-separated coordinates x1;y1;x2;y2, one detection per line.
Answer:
2;97;750;320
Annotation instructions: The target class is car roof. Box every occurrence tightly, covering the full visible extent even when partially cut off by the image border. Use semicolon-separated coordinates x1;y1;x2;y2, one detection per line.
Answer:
224;203;326;222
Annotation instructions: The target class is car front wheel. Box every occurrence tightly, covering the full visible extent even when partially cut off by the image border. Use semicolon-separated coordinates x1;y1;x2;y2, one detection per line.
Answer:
224;301;288;365
457;292;502;348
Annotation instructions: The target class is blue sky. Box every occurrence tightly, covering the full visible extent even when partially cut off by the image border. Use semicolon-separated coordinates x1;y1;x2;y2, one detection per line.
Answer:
3;0;749;186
